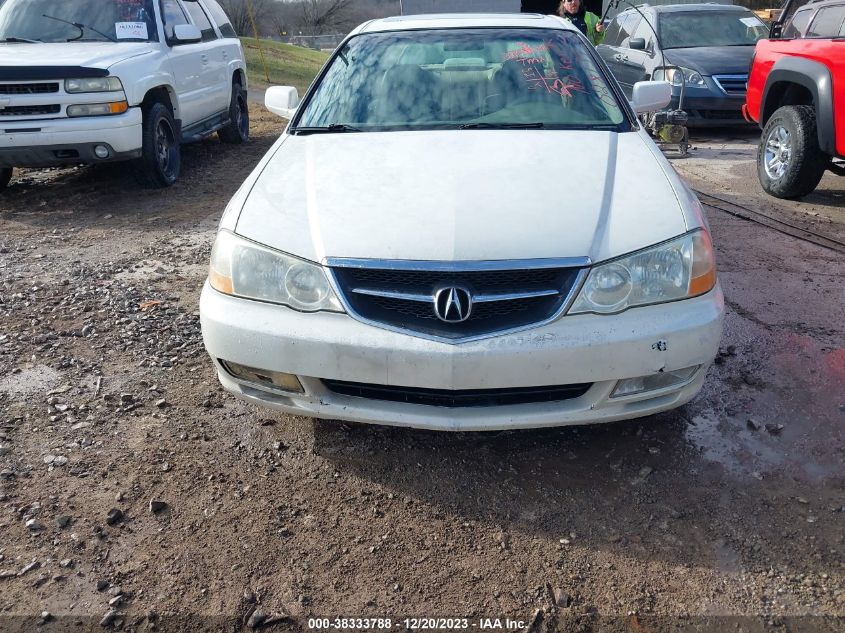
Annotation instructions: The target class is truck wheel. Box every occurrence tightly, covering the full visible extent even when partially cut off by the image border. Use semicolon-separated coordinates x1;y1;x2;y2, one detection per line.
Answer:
218;82;249;144
0;167;11;190
758;105;829;199
135;102;181;188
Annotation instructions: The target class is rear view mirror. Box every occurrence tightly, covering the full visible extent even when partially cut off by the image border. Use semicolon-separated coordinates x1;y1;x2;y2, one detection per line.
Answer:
172;24;202;44
265;86;300;119
631;80;672;114
629;38;647;50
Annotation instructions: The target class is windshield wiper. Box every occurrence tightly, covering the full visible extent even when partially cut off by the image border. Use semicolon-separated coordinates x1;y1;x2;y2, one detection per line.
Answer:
0;36;41;43
460;122;546;129
42;14;116;43
292;124;362;134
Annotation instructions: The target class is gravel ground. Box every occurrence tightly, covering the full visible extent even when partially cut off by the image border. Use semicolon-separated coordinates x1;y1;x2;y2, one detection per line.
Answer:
0;109;843;633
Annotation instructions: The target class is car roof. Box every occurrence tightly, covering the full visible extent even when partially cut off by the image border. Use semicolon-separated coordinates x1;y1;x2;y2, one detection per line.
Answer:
802;0;844;7
354;13;576;35
636;3;751;13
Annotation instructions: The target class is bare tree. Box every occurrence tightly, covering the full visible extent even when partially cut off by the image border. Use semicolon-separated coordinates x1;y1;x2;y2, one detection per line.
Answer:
218;0;278;35
299;0;357;34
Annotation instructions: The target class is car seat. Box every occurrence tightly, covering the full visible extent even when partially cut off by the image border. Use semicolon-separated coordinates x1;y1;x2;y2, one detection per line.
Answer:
376;65;442;124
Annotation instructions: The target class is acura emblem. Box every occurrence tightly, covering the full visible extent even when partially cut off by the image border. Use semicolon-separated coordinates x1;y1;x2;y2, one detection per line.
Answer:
433;286;472;323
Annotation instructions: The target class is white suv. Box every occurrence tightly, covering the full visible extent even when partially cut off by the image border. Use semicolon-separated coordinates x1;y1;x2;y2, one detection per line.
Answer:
0;0;249;189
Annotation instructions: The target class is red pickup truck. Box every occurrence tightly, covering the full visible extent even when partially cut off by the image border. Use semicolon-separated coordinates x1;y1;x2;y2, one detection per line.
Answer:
744;0;845;198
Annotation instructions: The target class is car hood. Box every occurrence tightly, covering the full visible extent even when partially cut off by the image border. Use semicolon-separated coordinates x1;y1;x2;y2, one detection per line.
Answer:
0;42;152;70
234;130;690;264
664;46;756;76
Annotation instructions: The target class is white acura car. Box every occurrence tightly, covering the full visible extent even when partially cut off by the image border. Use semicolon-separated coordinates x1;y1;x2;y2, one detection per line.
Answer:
200;13;724;431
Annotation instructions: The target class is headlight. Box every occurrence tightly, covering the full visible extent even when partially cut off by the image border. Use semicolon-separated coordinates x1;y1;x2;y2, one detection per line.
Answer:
65;77;123;93
66;101;128;117
653;67;705;88
569;230;716;315
208;230;343;312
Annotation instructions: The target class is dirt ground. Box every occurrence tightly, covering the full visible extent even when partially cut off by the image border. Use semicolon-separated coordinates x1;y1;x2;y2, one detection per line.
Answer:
0;108;843;633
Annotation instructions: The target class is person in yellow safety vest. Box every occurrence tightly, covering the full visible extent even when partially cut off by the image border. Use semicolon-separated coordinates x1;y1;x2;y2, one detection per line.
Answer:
558;0;605;46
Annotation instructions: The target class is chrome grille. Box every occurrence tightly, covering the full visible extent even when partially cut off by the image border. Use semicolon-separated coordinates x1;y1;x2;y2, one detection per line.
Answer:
712;74;748;95
0;83;59;95
329;259;587;342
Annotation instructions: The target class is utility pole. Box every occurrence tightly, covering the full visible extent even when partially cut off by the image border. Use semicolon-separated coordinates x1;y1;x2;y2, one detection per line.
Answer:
246;0;270;84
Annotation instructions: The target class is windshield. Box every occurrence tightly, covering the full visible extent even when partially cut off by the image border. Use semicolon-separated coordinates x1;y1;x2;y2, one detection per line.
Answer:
659;12;769;48
0;0;158;43
295;28;628;132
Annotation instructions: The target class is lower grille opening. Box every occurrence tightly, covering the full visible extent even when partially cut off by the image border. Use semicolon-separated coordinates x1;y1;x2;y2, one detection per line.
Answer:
323;380;592;408
691;109;745;120
0;104;61;116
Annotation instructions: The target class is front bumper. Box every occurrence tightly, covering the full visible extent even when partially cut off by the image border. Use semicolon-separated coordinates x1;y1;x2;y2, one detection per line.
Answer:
0;108;142;167
200;281;725;431
668;83;750;128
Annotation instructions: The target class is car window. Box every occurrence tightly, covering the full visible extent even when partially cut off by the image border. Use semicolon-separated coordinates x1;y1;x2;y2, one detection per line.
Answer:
658;11;769;48
161;0;189;40
807;5;845;37
633;14;656;48
295;28;628;132
602;16;624;46
0;0;158;42
200;0;237;38
782;7;813;38
780;0;815;25
182;0;217;41
618;13;642;48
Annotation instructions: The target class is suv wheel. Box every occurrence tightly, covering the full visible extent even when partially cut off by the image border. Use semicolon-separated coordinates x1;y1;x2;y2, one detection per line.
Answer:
135;102;181;188
757;105;829;199
0;167;11;190
218;82;249;144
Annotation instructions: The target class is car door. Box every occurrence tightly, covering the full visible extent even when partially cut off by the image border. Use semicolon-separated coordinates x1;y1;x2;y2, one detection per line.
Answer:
606;13;644;97
615;12;654;88
597;14;624;75
597;13;639;92
200;0;245;88
161;0;207;126
181;0;229;117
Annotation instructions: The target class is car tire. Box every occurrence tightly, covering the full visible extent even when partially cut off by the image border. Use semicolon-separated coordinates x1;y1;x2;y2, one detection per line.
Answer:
757;105;829;199
135;102;181;188
218;82;249;145
0;167;11;190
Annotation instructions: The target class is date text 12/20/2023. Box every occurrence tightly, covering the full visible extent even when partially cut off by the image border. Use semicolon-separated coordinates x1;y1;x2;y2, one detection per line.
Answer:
307;618;529;630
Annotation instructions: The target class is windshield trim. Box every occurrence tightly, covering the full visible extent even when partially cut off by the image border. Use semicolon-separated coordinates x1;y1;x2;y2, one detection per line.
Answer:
290;122;628;135
288;26;638;135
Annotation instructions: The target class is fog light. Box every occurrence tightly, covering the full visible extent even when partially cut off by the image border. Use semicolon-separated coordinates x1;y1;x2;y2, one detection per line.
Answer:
611;365;700;398
220;360;303;393
94;145;110;159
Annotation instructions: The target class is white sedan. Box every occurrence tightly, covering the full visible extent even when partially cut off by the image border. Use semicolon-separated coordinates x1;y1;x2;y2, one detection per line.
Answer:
200;13;724;431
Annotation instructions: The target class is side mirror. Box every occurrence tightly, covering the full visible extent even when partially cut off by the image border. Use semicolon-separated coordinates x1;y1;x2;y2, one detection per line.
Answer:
265;86;300;119
631;80;672;114
629;38;647;50
172;24;202;44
